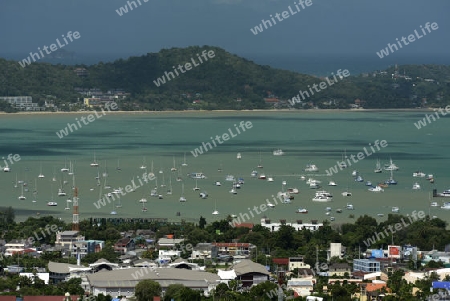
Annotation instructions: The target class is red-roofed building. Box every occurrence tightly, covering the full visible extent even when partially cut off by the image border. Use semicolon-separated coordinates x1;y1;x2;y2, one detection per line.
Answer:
213;243;255;256
233;223;253;230
264;98;279;104
0;297;16;301
365;283;390;299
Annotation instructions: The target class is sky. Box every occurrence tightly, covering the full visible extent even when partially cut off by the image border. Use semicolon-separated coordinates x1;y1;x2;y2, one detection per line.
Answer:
1;0;449;72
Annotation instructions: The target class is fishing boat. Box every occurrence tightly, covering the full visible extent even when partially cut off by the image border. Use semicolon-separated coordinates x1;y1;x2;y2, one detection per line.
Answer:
181;152;188;167
377;213;384;217
179;183;186;202
90;151;99;167
171;157;177;172
237;152;242;159
296;208;308;214
273;149;284;156
374;159;382;173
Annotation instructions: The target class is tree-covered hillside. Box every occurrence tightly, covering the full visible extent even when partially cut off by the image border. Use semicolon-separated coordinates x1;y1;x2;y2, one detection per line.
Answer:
0;46;449;111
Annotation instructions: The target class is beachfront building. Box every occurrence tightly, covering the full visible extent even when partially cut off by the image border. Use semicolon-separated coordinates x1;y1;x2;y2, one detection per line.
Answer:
0;96;42;111
260;218;323;232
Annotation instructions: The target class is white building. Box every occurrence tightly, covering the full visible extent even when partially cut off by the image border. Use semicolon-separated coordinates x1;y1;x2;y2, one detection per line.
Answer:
4;240;29;257
0;96;41;111
260;218;323;232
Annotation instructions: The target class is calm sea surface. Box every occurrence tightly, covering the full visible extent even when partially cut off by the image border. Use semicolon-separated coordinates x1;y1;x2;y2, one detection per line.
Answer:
0;110;449;226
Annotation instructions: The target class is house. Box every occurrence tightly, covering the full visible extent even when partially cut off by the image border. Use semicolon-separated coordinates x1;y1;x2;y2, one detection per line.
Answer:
213;243;254;257
287;278;314;297
114;237;135;255
55;231;85;253
328;263;351;277
191;243;217;260
4;239;29;256
86;267;220;298
232;259;270;287
289;257;311;271
328;243;344;260
157;237;184;248
73;240;104;259
353;259;380;273
365;282;389;299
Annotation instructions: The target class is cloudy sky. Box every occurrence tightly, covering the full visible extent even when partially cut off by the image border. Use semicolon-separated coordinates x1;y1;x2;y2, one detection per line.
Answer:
1;0;448;70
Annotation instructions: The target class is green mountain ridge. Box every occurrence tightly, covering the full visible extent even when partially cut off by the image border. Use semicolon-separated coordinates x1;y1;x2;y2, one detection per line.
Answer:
0;45;449;111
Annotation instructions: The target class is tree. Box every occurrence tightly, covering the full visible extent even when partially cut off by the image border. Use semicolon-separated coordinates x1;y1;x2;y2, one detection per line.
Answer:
134;279;161;301
164;284;185;301
199;216;206;229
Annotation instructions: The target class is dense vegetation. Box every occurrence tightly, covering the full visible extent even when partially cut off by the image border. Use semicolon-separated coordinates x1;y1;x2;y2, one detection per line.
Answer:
1;46;449;111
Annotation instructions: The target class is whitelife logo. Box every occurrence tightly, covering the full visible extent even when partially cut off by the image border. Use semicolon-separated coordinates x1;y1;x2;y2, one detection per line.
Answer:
190;121;253;158
19;31;81;68
414;106;450;129
376;22;438;59
153;50;215;87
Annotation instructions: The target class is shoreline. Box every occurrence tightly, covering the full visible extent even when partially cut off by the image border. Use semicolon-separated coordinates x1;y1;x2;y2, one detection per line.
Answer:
0;108;438;115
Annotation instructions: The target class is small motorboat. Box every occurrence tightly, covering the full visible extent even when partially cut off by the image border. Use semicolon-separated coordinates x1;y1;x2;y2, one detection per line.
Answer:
412;182;421;190
346;203;354;210
47;202;57;206
328;181;337;186
392;207;400;213
296;208;308;214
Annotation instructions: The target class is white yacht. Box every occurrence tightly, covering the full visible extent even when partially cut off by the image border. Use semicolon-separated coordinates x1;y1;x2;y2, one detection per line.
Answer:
251;170;258;177
441;202;450;210
225;175;235;182
412;182;421;190
267;202;275;208
346;203;354;210
267;176;274;182
237;153;242;159
312;195;332;202
341;191;352;197
189;172;206;179
413;171;426;177
351;170;358;177
287;188;299;194
304;164;319;172
47;202;58;206
316;190;332;198
273;149;284;156
296;208;308;213
392;207;400;213
3;166;10;172
215;181;221;186
430;202;439;207
57;188;66;196
368;185;384;192
212;210;219;215
258;174;266;180
328;181;337;186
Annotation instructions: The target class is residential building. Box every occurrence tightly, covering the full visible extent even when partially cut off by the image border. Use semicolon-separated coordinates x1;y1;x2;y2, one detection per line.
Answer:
287;278;314;297
353;259;381;273
289;257;311;271
328;243;344;260
48;261;91;284
157;237;185;248
114;237;135;255
328;263;351;277
0;96;42;111
72;240;104;259
158;250;181;263
261;218;323;232
232;259;270;287
4;239;29;257
213;243;254;257
55;231;85;253
191;243;218;260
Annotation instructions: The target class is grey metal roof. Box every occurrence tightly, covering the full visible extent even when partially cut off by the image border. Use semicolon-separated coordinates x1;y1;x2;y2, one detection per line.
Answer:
87;267;220;287
48;261;84;274
233;260;269;276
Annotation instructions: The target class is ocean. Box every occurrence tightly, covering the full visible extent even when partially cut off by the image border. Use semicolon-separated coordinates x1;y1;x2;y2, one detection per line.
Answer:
0;110;449;226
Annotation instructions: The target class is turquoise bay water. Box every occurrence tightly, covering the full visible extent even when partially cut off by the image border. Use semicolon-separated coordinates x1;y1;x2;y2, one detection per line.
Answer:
0;110;449;226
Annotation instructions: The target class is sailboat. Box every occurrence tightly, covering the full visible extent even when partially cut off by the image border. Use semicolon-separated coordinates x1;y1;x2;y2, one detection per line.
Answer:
52;167;57;182
38;162;45;178
212;201;219;215
141;202;148;212
68;161;74;175
374;159;382;173
103;162;111;189
257;151;263;168
151;178;159;197
61;158;69;172
32;179;37;203
181;152;188;167
110;196;117;214
339;150;347;169
193;179;200;191
65;195;71;210
148;160;155;179
90;151;99;167
160;176;166;188
14;173;18;188
166;177;173;195
47;183;57;206
176;165;182;182
116;158;121;171
102;161;108;178
171;157;177;172
218;163;223;172
58;177;66;196
179;183;186;202
140;157;147;170
385;170;397;185
139;184;148;203
18;184;26;200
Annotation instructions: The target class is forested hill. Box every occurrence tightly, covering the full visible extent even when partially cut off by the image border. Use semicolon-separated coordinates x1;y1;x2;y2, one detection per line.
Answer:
0;46;449;111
